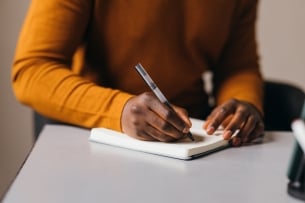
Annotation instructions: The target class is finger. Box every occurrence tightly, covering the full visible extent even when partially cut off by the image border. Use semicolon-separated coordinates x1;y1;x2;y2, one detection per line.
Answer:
132;128;157;141
204;100;236;130
203;116;212;129
231;120;264;147
246;121;264;144
230;136;242;147
203;107;221;128
147;97;188;133
222;115;234;128
223;106;250;140
203;108;224;129
146;111;185;140
205;99;237;134
144;123;178;142
236;116;257;144
129;112;179;142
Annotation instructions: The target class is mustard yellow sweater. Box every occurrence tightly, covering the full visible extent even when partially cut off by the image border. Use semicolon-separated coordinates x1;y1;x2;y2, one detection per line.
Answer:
12;0;263;131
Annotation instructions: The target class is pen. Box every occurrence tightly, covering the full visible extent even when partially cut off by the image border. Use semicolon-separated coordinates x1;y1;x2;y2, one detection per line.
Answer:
135;63;194;141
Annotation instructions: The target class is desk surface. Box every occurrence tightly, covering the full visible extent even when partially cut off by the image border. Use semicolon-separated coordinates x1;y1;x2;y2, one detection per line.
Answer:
2;125;303;203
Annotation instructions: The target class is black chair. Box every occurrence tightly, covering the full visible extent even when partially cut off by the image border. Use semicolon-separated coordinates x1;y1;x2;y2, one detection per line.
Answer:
263;80;305;131
33;80;305;139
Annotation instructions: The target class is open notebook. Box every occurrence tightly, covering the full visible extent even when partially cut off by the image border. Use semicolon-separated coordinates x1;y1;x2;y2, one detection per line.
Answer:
89;118;236;160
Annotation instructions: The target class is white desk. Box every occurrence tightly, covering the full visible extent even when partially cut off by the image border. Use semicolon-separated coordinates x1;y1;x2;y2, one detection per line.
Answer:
2;125;303;203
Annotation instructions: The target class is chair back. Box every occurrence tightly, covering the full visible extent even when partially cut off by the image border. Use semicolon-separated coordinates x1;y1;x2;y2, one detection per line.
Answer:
264;81;305;131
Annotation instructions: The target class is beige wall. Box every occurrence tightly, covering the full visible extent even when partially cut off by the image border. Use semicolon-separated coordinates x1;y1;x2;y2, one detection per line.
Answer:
0;0;32;199
0;0;305;199
257;0;305;89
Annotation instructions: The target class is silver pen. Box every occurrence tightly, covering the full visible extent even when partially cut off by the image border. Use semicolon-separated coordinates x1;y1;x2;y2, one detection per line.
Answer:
135;63;194;141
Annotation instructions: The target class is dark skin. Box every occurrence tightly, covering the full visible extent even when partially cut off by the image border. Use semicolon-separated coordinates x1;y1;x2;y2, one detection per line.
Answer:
121;92;264;147
203;99;265;146
121;92;191;142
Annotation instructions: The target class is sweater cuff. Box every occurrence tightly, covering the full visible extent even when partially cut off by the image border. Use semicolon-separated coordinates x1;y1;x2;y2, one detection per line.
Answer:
100;91;134;132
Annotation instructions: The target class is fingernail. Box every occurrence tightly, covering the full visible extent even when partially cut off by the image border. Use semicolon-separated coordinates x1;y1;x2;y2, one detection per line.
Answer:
182;127;189;134
223;130;232;139
233;137;241;146
207;126;215;134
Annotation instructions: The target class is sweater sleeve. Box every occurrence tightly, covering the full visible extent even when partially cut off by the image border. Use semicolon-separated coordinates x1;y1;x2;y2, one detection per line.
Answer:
12;0;133;131
213;0;263;114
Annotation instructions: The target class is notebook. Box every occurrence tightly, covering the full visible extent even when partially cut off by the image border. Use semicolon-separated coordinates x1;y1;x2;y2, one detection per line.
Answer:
89;118;236;160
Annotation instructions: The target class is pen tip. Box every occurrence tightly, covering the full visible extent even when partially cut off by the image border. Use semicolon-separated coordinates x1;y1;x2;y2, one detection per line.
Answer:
188;132;195;141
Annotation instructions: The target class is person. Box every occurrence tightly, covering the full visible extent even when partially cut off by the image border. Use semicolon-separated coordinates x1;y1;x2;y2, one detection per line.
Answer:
12;0;264;147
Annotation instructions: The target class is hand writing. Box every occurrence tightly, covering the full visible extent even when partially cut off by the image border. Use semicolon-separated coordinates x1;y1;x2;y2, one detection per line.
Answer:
121;92;191;142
